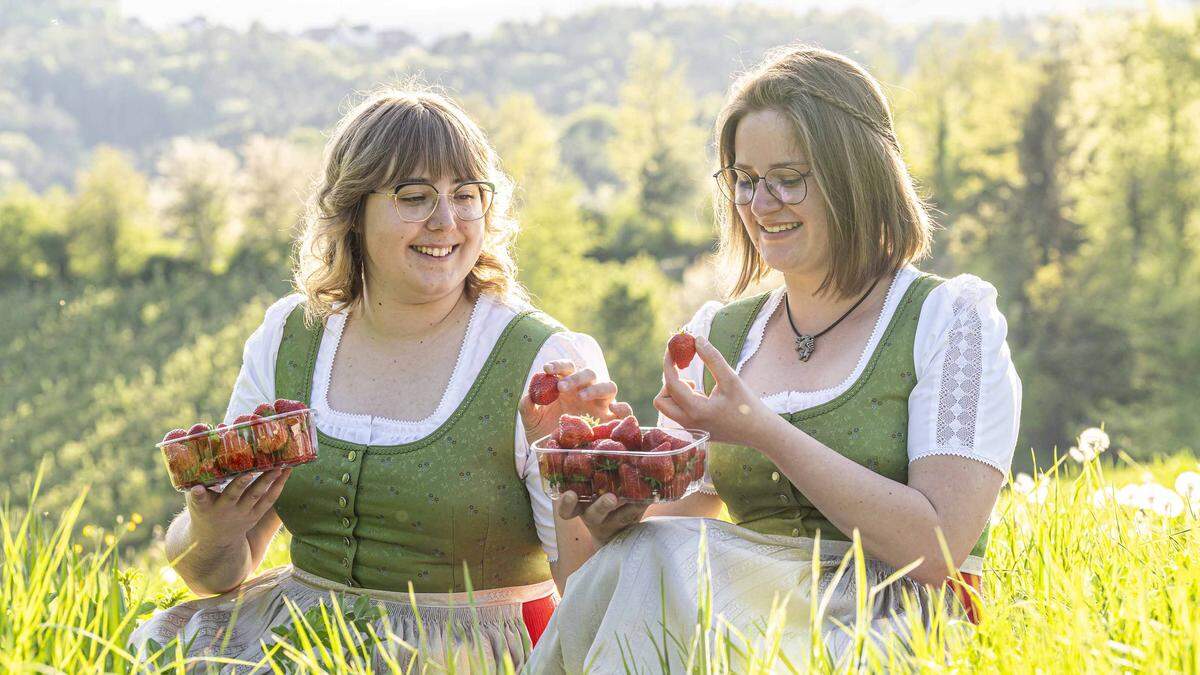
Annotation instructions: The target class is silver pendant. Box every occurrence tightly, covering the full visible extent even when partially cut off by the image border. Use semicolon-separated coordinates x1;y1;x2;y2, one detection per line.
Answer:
795;334;816;362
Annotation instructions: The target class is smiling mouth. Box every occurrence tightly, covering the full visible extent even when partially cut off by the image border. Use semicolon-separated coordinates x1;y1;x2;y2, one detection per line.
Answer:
760;222;802;234
410;244;458;258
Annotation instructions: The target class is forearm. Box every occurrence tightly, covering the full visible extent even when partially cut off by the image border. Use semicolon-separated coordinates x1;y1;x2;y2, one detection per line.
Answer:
550;515;598;593
165;510;256;596
749;416;962;585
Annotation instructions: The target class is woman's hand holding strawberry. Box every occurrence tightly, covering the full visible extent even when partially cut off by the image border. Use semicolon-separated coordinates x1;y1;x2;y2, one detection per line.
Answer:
653;335;772;446
520;360;632;442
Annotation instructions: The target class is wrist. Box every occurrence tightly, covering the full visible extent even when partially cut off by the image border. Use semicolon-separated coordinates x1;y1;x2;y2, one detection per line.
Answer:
744;411;789;459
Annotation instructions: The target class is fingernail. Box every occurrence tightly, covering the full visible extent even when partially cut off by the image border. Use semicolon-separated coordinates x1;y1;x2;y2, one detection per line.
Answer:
558;381;568;391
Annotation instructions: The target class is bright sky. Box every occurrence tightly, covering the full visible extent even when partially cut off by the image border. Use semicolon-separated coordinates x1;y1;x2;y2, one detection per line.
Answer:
117;0;1180;38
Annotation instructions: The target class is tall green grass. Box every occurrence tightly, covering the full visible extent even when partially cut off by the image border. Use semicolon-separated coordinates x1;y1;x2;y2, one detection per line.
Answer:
3;447;1199;672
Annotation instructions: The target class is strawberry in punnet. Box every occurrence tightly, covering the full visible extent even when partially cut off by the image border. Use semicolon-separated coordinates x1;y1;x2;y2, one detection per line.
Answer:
668;330;697;369
162;428;189;445
196;459;218;483
528;372;560;406
252;404;289;455
161;429;196;482
593;470;616;496
665;472;692;500
691;447;707;481
638;442;676;484
284;417;317;462
273;398;307;415
591;419;620;441
186;422;217;458
562;451;595;498
162;442;195;483
539;450;565;487
557;414;594;449
219;428;255;473
617;463;651;500
610;415;642;451
592;438;627;472
641;428;672;452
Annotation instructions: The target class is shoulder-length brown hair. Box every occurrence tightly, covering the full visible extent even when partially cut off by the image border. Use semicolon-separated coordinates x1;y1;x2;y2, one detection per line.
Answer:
714;45;933;298
294;86;526;323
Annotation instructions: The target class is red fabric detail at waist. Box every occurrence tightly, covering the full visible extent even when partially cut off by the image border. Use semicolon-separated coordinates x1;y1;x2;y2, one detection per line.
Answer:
522;594;557;646
947;571;983;624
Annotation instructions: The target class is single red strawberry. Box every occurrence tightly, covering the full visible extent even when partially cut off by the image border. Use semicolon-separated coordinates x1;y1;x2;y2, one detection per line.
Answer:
185;423;216;457
592;419;620;440
667;432;692;450
273;398;307;415
593;471;616;496
255;420;288;454
673;448;691;474
668;331;697;369
691;447;707;481
665;472;692;500
254;402;277;418
196;459;218;482
563;452;595;499
641;428;672;452
592;438;627;471
539;450;565;486
233;413;256;426
162;428;189;443
557;415;594;449
219;429;255;473
528;373;560;406
289;421;317;462
610;415;642;451
563;452;595;481
617;463;651;500
162;442;195;482
220;428;251;454
638;444;676;484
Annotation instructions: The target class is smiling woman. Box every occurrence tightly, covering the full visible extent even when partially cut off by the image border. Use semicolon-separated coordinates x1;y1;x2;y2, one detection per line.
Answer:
530;45;1021;673
129;87;630;670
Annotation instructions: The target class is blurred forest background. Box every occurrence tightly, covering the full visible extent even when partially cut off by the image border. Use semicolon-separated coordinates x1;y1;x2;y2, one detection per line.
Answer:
2;0;1198;547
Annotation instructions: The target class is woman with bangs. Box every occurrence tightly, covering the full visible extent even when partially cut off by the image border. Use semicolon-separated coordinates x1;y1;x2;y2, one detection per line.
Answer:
131;88;627;669
530;46;1022;672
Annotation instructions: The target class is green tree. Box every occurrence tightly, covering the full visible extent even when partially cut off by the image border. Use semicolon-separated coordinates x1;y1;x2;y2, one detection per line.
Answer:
66;146;154;280
238;135;315;266
156;138;240;271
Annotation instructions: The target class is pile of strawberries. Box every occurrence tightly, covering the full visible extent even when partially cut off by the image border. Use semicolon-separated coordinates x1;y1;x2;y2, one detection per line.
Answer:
159;399;317;490
536;413;706;503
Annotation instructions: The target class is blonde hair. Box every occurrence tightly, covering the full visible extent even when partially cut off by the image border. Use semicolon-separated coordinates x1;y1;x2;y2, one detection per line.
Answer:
714;45;933;298
294;87;526;323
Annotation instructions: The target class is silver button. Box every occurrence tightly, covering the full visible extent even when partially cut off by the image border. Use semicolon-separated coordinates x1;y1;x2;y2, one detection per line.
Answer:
771;471;780;482
343;536;351;547
341;557;349;566
778;493;789;503
791;528;801;537
347;450;357;462
341;517;351;528
341;472;351;484
338;496;348;508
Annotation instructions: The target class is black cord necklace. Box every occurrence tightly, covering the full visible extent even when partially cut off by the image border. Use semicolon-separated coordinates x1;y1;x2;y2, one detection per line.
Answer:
783;276;882;362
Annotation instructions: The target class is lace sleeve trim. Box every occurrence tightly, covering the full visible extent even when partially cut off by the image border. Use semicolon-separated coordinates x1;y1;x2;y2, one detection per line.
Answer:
933;278;989;449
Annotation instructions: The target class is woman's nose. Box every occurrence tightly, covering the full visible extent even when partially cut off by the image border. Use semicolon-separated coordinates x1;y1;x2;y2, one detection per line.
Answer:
749;182;782;218
425;194;456;230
